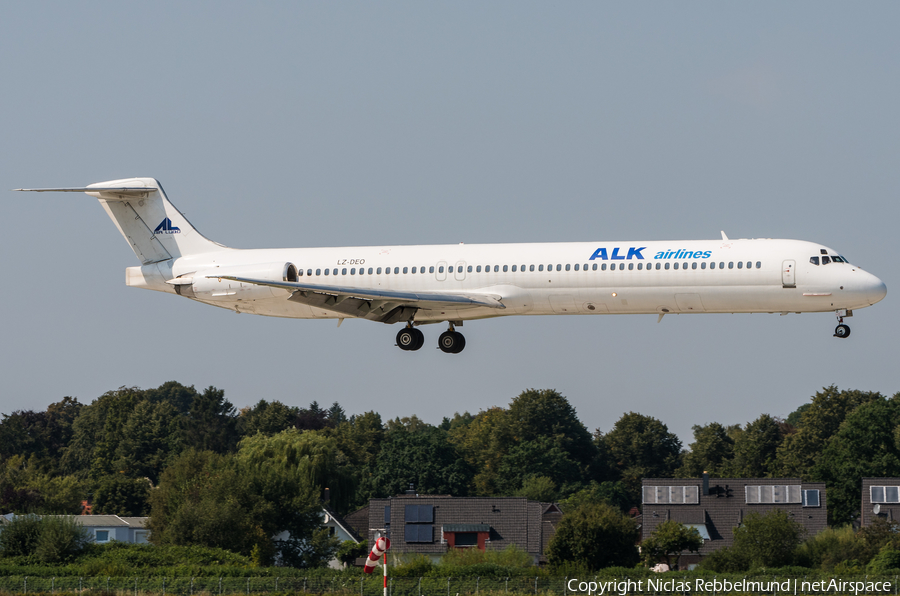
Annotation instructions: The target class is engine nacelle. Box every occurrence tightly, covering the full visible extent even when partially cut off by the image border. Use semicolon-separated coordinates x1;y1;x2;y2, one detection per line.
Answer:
174;262;297;301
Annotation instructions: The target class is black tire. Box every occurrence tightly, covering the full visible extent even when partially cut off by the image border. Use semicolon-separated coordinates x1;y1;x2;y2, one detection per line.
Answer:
396;328;416;350
834;324;851;338
410;328;425;351
452;333;466;353
438;331;459;353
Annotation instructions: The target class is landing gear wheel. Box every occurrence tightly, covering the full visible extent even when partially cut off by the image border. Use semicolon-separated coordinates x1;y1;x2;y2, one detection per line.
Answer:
410;328;425;351
438;331;466;354
397;327;425;351
834;324;851;338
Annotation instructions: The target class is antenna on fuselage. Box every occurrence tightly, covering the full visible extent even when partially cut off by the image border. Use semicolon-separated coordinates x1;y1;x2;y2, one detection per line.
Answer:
721;231;729;241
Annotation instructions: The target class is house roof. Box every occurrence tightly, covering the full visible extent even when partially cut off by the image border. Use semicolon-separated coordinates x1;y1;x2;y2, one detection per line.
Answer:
323;506;362;543
443;524;490;532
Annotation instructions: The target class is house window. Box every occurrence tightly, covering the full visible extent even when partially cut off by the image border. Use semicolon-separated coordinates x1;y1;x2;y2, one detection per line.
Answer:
871;486;900;503
803;489;821;507
745;485;802;504
454;533;478;546
642;485;699;504
95;530;109;542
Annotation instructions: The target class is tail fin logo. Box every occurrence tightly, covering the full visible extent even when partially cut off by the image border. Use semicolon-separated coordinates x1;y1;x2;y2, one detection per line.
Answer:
154;218;181;234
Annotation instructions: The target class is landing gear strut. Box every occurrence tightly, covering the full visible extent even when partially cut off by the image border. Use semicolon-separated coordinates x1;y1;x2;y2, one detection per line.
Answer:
438;323;466;354
834;311;851;339
396;325;425;351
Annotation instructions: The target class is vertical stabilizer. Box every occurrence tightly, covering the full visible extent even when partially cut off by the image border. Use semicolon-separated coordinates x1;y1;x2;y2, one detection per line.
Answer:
86;178;227;263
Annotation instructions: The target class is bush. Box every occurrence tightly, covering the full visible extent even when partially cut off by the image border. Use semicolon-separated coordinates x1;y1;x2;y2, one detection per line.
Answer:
546;503;639;571
794;525;867;571
0;516;90;563
867;549;900;574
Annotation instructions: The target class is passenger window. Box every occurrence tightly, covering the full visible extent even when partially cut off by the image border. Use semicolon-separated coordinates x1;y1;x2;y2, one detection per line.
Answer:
728;262;734;269
393;267;398;274
376;267;382;274
756;262;761;269
511;265;516;272
429;266;434;273
574;264;579;271
710;262;715;269
720;262;725;269
385;267;391;274
351;268;356;275
628;263;634;270
619;263;625;270
592;264;597;271
324;269;330;276
368;268;373;274
665;263;670;270
403;267;408;274
411;267;416;274
522;264;526;271
637;263;642;270
701;262;706;270
307;269;313;276
655;263;661;270
601;264;607;271
822;256;831;264
316;269;321;276
503;265;508;272
438;266;444;273
530;265;535;272
468;265;473;273
538;264;544;272
565;264;571;271
737;262;743;269
493;265;498;272
554;264;560;271
476;265;482;273
448;266;453;273
674;262;679;270
340;268;346;275
692;262;697;270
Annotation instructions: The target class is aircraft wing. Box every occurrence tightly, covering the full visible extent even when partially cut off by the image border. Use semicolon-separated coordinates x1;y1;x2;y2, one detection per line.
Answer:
213;275;505;323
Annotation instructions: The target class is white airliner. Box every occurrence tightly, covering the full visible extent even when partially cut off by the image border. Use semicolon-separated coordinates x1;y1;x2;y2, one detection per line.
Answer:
17;178;887;353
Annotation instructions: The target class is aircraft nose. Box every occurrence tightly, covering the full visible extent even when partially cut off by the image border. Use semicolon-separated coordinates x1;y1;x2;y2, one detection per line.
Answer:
869;276;887;304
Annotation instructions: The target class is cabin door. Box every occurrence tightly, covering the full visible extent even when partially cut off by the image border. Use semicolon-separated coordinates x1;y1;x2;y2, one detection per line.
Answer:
782;260;796;288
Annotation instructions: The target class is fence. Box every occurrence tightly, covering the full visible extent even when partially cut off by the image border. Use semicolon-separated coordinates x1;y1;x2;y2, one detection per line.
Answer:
0;575;898;595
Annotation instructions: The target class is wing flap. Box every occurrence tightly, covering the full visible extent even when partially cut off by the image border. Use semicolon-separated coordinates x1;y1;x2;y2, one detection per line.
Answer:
214;275;506;313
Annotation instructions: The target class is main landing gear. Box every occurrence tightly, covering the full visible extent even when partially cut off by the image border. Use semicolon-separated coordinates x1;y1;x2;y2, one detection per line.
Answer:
395;323;466;354
833;310;851;339
396;325;425;351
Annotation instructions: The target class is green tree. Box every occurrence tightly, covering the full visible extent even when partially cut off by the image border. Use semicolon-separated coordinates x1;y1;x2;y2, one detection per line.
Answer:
811;395;900;524
560;481;632;512
92;475;151;516
515;476;558;502
237;429;357;514
732;509;803;568
504;389;596;469
372;425;474;497
238;400;300;437
495;437;583;497
641;520;703;569
181;386;238;453
0;515;91;563
546;503;639;570
676;422;736;477
599;412;682;504
776;386;882;477
726;414;785;478
149;449;324;565
448;407;510;496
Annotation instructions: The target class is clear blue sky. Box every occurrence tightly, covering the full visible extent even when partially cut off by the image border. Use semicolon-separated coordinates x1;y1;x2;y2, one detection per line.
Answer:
2;2;897;444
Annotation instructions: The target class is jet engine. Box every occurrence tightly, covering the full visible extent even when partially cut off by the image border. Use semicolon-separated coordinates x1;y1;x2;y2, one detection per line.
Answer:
172;262;297;301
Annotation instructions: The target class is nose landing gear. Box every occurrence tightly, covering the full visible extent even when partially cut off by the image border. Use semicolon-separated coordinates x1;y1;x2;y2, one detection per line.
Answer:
396;325;425;351
833;311;851;338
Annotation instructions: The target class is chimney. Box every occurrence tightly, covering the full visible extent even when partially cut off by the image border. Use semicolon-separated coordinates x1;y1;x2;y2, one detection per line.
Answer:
406;483;416;495
702;471;709;496
324;487;330;503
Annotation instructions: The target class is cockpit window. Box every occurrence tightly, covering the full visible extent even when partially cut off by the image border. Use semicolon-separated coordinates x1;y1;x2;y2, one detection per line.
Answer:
822;256;831;265
810;257;819;265
832;256;846;263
